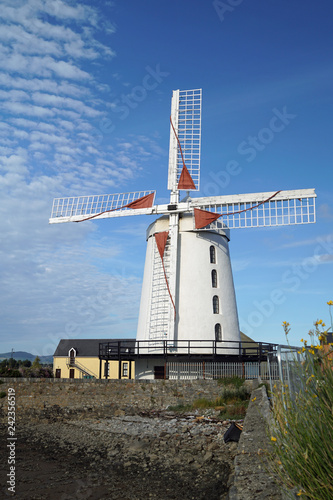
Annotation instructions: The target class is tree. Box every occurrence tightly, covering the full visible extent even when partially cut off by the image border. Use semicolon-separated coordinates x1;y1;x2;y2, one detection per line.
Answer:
32;356;41;369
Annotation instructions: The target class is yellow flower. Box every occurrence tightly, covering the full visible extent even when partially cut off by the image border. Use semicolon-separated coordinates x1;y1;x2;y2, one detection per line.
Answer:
327;300;333;306
317;319;323;325
271;436;277;442
300;338;304;343
322;322;326;327
312;395;318;398
309;349;315;355
251;397;256;402
297;490;303;497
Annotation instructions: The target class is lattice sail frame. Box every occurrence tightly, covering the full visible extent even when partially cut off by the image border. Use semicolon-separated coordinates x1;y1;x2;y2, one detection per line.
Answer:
50;190;156;223
191;189;316;230
167;88;202;192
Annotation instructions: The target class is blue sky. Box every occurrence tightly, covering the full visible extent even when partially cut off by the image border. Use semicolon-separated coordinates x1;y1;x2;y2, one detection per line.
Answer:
0;0;332;356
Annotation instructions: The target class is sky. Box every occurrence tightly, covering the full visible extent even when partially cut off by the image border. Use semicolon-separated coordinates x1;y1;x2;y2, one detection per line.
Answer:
0;0;332;356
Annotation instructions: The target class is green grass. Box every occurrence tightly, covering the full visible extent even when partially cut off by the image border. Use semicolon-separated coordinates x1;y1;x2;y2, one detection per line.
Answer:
167;403;193;412
167;382;251;417
218;400;249;420
217;376;244;389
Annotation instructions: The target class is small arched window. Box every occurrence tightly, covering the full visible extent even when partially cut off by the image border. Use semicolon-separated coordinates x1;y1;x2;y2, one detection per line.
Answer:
211;269;217;288
213;295;219;314
210;245;216;264
215;323;222;342
68;348;76;358
68;348;76;367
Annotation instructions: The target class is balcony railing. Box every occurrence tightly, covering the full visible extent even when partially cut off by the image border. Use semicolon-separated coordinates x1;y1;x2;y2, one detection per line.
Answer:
99;339;278;361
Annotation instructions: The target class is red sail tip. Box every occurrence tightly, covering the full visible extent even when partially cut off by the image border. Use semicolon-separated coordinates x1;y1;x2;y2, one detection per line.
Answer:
194;208;221;229
177;166;196;190
154;231;169;259
126;192;154;210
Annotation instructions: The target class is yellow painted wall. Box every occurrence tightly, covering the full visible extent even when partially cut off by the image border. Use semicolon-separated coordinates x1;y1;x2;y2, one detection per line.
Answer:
53;357;135;379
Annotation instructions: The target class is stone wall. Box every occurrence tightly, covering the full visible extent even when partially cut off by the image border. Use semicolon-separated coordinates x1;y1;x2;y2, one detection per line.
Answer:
0;378;236;422
0;378;288;498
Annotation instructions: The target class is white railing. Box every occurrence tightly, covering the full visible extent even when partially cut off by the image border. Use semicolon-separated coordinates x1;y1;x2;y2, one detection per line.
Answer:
166;361;280;380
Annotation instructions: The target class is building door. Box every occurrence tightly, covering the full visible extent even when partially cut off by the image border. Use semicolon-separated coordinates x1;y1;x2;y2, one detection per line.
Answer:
69;369;75;379
55;369;61;378
154;366;165;379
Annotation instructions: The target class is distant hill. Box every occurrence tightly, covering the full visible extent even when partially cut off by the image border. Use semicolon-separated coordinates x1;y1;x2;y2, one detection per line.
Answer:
0;351;53;364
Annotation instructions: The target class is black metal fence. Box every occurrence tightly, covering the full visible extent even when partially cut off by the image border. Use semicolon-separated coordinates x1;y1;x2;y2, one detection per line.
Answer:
99;339;278;363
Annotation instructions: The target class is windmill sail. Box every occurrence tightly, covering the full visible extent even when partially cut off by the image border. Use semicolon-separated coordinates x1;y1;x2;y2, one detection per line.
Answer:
167;89;202;193
191;189;316;229
49;190;156;223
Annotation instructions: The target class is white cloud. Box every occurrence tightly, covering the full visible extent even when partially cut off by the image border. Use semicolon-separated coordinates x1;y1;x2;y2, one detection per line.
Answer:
32;92;102;117
0;73;90;97
0;149;28;174
1;101;55;117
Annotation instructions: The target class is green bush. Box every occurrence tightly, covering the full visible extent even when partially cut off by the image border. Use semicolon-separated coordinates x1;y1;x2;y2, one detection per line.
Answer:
0;391;6;398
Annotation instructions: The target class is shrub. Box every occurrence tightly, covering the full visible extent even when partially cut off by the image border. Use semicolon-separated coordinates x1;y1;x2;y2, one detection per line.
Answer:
269;311;333;499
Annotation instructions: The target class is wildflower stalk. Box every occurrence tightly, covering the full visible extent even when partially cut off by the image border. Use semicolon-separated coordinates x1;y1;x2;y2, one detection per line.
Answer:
269;307;333;499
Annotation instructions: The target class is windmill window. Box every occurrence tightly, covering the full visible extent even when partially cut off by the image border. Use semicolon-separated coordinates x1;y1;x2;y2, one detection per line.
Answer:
210;245;216;264
211;269;217;288
215;323;222;342
213;295;219;314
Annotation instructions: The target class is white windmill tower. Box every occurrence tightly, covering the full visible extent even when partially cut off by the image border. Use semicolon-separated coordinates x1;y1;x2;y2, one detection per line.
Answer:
49;88;316;368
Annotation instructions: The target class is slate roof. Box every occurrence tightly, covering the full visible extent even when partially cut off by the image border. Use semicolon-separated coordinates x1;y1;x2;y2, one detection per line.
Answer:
54;338;136;357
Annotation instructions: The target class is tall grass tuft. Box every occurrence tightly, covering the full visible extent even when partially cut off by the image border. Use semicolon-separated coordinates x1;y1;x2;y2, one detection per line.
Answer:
269;309;333;499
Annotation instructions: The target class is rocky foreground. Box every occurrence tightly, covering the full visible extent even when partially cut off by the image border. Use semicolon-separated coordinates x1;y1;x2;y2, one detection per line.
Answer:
1;409;239;500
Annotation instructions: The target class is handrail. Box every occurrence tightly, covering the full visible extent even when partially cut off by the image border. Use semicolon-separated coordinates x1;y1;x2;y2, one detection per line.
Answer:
99;339;280;359
66;357;97;378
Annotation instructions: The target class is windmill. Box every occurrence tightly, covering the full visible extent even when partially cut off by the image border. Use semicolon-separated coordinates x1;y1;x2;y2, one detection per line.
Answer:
50;88;316;358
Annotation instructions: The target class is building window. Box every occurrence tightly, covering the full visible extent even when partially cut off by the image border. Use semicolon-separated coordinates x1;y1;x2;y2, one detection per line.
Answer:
215;323;222;342
122;363;128;378
213;295;219;314
211;269;217;288
210;245;216;264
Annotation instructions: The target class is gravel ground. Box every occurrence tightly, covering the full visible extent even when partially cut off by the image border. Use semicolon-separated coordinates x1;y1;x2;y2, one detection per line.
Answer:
0;411;239;500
